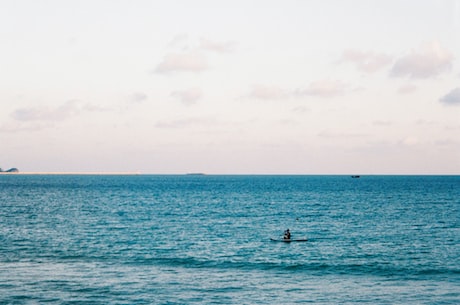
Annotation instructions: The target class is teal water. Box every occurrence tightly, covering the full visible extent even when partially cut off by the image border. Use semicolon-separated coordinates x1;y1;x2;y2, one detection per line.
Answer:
1;175;459;304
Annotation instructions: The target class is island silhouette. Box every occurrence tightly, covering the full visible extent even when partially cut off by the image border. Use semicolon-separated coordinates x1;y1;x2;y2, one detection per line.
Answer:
0;168;19;173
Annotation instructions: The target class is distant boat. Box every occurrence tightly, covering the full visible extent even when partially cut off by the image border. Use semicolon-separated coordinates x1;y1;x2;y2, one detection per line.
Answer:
186;173;205;176
351;175;360;178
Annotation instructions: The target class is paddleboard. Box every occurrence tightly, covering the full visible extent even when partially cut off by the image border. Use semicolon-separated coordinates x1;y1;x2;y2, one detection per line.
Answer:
270;238;308;242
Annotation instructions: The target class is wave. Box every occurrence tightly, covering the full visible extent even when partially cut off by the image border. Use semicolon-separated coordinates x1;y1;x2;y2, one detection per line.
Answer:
130;256;460;278
9;251;459;280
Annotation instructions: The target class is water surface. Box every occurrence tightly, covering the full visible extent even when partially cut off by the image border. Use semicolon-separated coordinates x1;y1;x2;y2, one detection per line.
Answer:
1;175;459;304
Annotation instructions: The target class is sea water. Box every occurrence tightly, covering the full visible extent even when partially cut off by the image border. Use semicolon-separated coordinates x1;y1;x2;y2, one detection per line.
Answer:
0;175;459;304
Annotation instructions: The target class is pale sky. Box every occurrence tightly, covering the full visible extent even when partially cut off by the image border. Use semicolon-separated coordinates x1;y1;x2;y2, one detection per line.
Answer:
1;0;459;174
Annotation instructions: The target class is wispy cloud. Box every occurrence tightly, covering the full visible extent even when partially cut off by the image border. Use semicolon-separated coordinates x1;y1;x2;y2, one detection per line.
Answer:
6;100;110;133
440;87;460;105
373;120;392;126
168;33;189;49
130;92;148;103
399;136;420;146
339;49;393;73
168;34;236;53
397;84;417;95
416;119;438;126
199;38;236;53
171;88;203;105
155;36;236;74
2;101;82;133
390;41;453;79
12;100;81;122
0;122;52;133
296;80;347;98
247;84;289;100
291;106;310;113
155;117;214;129
318;130;369;138
155;51;208;74
246;80;348;101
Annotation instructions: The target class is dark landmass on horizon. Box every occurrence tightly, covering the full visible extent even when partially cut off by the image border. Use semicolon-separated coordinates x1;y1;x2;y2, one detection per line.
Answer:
0;168;19;173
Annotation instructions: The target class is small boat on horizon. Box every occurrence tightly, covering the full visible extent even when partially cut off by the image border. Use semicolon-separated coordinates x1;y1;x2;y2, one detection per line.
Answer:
351;175;360;178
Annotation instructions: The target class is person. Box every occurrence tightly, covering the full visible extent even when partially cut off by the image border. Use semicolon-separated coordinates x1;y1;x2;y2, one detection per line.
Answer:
283;229;291;240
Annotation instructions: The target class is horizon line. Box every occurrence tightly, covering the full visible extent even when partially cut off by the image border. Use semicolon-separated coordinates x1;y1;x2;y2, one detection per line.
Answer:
1;172;458;176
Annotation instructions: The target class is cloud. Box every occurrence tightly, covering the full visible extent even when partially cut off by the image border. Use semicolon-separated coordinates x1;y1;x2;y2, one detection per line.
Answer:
9;100;110;127
155;51;207;73
416;119;438;126
155;36;235;74
168;33;189;48
0;122;52;133
339;49;393;73
247;84;288;100
2;100;87;133
291;106;310;113
246;81;347;100
296;80;347;98
373;120;392;126
82;103;114;113
167;35;236;53
318;130;368;138
397;84;417;94
12;100;81;122
155;117;213;129
400;136;419;146
171;88;202;105
390;41;454;79
199;38;236;53
130;92;148;103
439;87;460;105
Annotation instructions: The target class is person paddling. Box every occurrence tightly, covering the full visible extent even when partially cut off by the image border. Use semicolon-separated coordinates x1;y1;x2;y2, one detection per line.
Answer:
283;229;291;240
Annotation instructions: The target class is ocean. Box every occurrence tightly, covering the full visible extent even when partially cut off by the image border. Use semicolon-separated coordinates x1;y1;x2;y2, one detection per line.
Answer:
0;175;459;304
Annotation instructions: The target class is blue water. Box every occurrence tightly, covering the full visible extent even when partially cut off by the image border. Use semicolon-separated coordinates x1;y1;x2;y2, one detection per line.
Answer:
0;175;459;304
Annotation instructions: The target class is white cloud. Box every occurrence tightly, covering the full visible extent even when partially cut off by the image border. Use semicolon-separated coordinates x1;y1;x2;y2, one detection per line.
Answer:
2;101;89;133
0;122;52;133
9;100;110;126
296;80;347;98
199;38;236;53
168;33;189;49
247;84;288;100
291;106;310;113
397;84;417;94
155;51;208;73
318;130;368;138
373;120;392;126
12;100;81;122
155;36;235;74
130;92;148;103
155;117;213;129
400;136;419;146
171;88;203;105
416;119;438;126
440;87;460;105
340;49;393;73
390;41;454;79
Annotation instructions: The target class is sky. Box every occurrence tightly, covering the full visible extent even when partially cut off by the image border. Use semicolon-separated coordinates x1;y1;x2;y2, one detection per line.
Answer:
1;0;459;174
